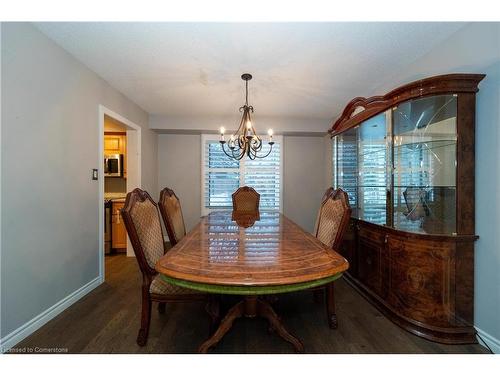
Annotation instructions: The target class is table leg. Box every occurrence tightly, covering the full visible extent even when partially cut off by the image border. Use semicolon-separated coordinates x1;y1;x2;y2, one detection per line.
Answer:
256;298;304;353
198;300;245;353
198;296;304;353
205;295;221;336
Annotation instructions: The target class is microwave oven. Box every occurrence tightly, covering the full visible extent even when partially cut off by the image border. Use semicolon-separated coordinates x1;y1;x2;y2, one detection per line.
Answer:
104;154;123;177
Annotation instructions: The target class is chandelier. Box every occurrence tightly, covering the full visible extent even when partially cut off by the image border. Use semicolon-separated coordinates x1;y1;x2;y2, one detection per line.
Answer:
219;73;274;160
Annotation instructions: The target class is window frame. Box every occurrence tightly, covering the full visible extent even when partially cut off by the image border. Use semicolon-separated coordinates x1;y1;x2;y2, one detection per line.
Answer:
201;133;283;215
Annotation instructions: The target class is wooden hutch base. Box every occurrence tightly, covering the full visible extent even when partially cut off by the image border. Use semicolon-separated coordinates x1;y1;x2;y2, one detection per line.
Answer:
341;218;477;344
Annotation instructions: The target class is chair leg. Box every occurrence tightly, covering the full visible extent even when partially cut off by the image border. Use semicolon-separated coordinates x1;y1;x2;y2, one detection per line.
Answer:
326;282;338;329
158;302;166;314
137;287;152;346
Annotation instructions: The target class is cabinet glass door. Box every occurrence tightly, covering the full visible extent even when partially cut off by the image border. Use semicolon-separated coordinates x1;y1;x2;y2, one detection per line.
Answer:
333;127;359;217
357;113;389;225
392;95;457;234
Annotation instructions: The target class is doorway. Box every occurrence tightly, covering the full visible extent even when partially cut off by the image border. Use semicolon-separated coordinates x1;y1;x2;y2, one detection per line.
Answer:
98;105;141;281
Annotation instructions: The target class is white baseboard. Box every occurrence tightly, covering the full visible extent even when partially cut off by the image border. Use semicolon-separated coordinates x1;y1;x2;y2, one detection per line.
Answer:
475;326;500;354
0;276;103;353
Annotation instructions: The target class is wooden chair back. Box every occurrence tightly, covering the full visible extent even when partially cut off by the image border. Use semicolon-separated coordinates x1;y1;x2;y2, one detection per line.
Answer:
232;186;260;213
403;186;430;219
158;187;187;246
313;187;335;235
120;188;166;277
315;188;352;249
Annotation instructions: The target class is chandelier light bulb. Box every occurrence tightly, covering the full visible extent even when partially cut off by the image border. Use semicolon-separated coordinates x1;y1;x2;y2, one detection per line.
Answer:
220;126;225;134
268;129;274;144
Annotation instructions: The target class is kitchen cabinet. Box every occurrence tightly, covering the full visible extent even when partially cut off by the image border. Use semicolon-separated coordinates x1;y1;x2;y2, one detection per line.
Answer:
111;200;127;251
104;132;127;178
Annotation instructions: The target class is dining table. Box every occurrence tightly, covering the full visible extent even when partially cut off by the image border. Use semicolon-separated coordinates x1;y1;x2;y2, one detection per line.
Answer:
155;210;349;353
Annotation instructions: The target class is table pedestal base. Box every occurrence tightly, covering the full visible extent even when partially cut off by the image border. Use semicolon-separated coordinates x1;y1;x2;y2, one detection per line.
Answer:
198;296;304;353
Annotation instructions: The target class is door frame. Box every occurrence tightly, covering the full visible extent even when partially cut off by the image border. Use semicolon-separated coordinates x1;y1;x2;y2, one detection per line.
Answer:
98;105;142;281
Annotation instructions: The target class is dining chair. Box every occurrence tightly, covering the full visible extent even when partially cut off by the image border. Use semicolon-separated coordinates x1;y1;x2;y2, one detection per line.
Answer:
313;187;352;329
403;186;430;221
232;186;260;213
158;187;186;247
313;187;335;235
121;188;216;346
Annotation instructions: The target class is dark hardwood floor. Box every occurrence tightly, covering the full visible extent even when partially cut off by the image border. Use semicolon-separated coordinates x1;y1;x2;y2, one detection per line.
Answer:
13;254;487;354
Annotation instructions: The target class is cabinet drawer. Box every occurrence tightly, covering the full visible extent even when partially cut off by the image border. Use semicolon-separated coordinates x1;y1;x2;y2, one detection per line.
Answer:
357;223;386;297
104;137;121;152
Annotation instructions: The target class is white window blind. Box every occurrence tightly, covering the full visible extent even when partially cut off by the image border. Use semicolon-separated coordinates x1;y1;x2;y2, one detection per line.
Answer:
202;135;282;213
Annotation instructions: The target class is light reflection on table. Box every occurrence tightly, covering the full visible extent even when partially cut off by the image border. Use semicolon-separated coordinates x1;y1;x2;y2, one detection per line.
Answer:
207;211;280;265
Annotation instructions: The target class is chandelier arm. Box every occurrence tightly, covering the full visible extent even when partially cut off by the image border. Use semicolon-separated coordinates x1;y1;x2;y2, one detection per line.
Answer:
247;110;258;137
220;142;236;159
252;143;274;159
238;134;246;149
233;109;246;140
235;144;247;160
252;137;263;152
224;141;246;161
231;139;247;160
234;107;246;137
247;142;257;160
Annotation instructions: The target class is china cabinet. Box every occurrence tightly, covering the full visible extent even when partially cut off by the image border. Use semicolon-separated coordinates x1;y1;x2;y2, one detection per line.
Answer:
330;74;485;344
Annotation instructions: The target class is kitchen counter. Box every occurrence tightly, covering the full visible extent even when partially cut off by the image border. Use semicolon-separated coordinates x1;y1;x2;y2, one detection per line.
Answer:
104;192;127;201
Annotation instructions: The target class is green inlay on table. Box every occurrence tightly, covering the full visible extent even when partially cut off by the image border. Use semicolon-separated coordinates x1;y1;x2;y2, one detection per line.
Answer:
160;273;344;295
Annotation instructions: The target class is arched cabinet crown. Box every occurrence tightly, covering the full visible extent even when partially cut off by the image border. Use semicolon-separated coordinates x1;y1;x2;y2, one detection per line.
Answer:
329;74;485;136
329;73;485;345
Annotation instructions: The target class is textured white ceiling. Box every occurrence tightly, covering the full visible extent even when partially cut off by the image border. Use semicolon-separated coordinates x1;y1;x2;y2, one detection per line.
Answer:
35;22;466;132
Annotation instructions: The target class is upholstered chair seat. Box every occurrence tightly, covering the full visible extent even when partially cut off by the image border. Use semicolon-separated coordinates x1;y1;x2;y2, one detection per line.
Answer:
150;274;199;295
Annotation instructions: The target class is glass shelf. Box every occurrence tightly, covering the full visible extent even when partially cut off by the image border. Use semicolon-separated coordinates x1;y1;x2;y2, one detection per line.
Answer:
333;94;458;235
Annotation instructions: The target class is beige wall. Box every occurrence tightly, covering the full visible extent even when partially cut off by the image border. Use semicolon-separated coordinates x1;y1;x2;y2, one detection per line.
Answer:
283;136;328;232
157;134;202;232
1;23;157;343
157;134;329;235
323;134;333;189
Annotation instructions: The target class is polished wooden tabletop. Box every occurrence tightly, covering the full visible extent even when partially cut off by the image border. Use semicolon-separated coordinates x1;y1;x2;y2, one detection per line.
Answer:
156;211;349;288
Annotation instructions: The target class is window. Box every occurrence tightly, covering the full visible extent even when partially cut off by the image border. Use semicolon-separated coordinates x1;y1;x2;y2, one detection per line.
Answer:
202;134;282;214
